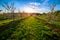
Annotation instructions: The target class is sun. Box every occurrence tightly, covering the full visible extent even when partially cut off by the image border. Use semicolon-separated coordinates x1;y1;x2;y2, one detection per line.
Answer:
23;6;36;13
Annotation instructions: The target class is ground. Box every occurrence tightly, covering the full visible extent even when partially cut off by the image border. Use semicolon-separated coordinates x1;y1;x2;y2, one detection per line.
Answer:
0;16;60;40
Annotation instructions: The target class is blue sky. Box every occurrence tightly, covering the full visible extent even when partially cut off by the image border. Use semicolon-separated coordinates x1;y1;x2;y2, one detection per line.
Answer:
0;0;60;13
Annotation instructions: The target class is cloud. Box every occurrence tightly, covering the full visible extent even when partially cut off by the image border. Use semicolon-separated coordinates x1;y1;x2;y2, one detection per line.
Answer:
38;7;49;13
42;0;49;3
23;5;49;13
27;5;49;13
42;0;49;5
23;1;50;13
30;2;41;6
44;0;49;2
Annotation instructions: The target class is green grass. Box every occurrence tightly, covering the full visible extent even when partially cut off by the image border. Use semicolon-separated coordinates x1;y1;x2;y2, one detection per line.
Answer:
36;16;60;29
0;19;23;40
0;19;13;26
6;17;60;40
0;16;60;40
49;22;60;29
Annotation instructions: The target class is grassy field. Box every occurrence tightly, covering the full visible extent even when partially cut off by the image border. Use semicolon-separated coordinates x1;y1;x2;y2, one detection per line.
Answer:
0;16;60;40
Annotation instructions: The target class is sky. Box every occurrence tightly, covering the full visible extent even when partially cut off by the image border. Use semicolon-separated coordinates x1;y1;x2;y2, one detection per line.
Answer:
0;0;60;13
